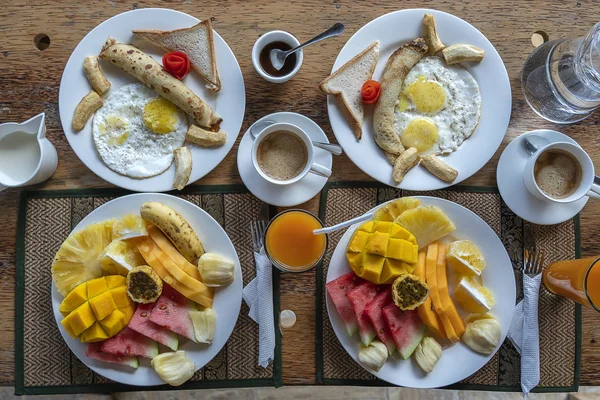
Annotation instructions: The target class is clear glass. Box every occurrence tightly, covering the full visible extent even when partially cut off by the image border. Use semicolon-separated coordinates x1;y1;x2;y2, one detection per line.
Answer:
522;22;600;123
542;256;600;312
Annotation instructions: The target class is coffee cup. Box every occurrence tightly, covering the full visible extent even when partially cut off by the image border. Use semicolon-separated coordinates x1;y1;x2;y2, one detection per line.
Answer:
523;141;600;203
251;122;331;185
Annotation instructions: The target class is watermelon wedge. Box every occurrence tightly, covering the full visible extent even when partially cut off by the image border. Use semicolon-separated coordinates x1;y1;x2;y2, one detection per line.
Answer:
364;286;396;355
100;327;159;359
128;303;179;351
382;303;426;359
86;342;139;368
326;272;365;336
148;284;197;341
347;282;379;346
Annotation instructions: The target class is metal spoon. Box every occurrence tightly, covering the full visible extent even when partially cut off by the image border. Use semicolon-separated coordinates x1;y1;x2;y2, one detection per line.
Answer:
250;120;343;156
270;23;345;71
523;134;600;184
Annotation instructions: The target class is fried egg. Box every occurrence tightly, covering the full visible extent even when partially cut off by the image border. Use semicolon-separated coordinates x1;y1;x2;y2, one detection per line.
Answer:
396;56;481;156
93;83;188;178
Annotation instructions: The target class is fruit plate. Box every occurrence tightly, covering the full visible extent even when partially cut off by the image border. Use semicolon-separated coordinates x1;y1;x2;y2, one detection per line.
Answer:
51;193;243;386
326;9;511;190
325;196;516;388
58;8;246;192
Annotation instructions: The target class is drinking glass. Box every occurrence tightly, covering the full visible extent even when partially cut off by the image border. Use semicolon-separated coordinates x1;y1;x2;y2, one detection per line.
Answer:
522;22;600;123
542;257;600;311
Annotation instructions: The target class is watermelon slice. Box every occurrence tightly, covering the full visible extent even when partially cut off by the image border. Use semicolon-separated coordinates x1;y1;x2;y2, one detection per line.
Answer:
364;286;396;355
347;282;379;346
382;303;426;359
100;327;159;359
86;342;139;368
326;272;365;336
148;284;197;341
128;303;179;351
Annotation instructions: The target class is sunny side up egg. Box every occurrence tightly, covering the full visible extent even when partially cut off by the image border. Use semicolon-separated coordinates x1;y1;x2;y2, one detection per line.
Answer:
395;56;481;156
92;83;189;179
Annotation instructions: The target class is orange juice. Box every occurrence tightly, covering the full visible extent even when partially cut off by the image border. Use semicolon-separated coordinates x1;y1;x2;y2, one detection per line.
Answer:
265;210;327;272
542;257;600;310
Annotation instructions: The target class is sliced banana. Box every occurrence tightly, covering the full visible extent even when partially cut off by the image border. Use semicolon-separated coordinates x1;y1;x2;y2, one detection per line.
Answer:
173;147;192;191
442;44;485;65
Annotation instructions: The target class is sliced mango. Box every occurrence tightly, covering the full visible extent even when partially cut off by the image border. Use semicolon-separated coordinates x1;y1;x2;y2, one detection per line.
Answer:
62;302;96;337
59;282;88;316
99;309;126;337
436;244;466;338
426;243;459;342
147;225;202;280
80;322;109;343
414;250;445;339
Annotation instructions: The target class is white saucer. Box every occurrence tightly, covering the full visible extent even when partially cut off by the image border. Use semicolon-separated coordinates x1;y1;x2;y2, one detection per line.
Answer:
497;129;588;225
237;112;332;207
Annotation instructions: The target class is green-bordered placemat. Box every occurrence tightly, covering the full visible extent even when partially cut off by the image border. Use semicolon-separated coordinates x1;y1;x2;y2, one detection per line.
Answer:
15;185;282;395
316;182;581;392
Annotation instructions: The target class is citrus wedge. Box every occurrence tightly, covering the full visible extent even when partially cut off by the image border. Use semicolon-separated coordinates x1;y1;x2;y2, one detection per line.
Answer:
447;240;486;276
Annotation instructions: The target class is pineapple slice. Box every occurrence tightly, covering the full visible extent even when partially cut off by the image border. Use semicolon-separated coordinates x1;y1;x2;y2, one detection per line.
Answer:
447;240;486;276
98;239;146;276
113;214;147;239
374;198;421;221
394;206;455;249
52;220;115;296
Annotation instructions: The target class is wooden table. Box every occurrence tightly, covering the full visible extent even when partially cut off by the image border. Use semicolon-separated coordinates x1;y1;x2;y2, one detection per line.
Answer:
2;0;600;388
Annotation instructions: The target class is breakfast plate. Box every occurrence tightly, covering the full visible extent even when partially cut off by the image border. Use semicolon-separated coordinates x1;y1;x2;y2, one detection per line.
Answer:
237;112;332;207
51;193;242;386
326;9;511;190
497;129;588;225
59;9;245;192
326;196;515;388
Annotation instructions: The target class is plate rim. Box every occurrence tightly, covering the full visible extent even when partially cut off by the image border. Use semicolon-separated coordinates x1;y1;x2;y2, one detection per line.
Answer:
58;8;246;192
323;195;516;388
50;192;242;386
326;8;512;190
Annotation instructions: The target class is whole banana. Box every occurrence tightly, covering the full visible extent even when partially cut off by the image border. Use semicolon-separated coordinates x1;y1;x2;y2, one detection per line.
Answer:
140;202;205;262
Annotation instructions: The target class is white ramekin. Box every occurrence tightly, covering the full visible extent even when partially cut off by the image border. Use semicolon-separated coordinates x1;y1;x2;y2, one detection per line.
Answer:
252;30;303;83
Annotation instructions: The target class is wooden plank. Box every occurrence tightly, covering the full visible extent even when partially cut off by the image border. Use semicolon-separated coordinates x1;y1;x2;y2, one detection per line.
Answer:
1;0;600;387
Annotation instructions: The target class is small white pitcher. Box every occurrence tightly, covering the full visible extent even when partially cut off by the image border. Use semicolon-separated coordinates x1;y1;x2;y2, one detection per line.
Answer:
0;113;58;191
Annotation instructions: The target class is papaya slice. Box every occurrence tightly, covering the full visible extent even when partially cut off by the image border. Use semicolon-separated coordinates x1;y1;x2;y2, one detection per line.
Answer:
426;242;459;342
133;238;213;308
436;244;466;338
147;225;202;281
414;250;445;339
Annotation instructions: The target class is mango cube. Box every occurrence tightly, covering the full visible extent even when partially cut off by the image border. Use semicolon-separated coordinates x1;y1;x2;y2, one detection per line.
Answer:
365;232;390;256
59;282;88;316
387;238;418;263
372;221;392;234
99;309;126;337
110;286;133;309
361;253;385;283
347;231;369;253
86;277;108;299
381;259;409;284
105;275;126;289
80;322;109;342
62;302;96;337
89;291;117;320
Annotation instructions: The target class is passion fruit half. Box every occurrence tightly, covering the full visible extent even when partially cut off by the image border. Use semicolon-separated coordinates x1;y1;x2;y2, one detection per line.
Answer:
126;265;163;303
391;273;430;310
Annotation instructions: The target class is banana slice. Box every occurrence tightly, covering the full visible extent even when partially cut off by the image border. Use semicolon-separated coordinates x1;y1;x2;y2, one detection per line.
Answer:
173;147;192;191
442;44;485;65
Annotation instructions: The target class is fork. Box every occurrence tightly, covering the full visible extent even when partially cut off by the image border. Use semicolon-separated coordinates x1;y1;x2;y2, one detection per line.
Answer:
251;202;269;252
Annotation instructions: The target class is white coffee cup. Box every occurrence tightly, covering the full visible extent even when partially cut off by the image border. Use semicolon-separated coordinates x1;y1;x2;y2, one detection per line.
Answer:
0;113;58;192
523;141;600;203
251;122;331;185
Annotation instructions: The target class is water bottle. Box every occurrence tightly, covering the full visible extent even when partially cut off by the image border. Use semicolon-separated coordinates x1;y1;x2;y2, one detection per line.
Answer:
521;22;600;124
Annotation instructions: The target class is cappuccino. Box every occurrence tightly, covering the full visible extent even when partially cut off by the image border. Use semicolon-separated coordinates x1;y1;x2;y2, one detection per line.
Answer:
534;150;582;199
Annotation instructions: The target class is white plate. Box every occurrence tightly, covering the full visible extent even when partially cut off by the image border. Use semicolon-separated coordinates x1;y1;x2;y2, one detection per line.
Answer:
326;196;515;388
51;193;242;386
326;9;511;190
237;112;332;207
497;129;588;225
59;9;246;192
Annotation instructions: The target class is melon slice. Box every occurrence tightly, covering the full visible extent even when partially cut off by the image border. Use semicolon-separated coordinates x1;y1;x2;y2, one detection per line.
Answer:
326;272;365;336
347;282;378;346
128;303;179;351
436;244;465;338
364;286;396;355
382;303;425;359
148;284;197;342
413;250;445;339
147;225;202;280
426;243;459;342
86;342;139;368
100;327;159;359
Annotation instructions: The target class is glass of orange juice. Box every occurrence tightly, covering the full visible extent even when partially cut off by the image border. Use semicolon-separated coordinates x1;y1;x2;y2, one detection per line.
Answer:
542;257;600;311
265;209;328;273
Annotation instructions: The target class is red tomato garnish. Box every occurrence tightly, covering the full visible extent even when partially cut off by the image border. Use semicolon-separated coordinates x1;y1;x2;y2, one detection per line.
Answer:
361;80;382;104
162;51;191;80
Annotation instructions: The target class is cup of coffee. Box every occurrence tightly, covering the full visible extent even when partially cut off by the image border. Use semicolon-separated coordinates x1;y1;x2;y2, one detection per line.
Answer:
523;141;600;203
251;122;331;185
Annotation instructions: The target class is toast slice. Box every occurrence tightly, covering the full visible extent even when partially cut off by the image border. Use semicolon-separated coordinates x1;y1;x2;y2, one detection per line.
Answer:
319;41;380;140
133;20;221;92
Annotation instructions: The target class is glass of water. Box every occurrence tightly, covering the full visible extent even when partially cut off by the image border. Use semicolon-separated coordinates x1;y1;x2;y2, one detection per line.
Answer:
522;22;600;124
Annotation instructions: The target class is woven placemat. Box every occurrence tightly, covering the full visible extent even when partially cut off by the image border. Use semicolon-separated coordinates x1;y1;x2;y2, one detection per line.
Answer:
315;182;581;392
15;185;282;395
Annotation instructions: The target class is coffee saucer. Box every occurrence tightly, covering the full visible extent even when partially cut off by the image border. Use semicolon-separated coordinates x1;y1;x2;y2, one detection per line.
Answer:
497;129;588;225
237;112;332;207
